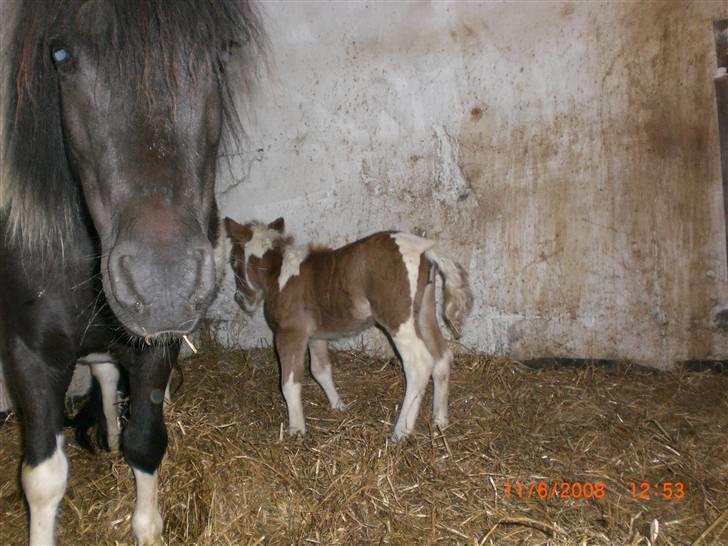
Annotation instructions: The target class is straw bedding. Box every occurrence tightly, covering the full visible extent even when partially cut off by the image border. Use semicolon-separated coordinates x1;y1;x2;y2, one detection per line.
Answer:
1;345;727;545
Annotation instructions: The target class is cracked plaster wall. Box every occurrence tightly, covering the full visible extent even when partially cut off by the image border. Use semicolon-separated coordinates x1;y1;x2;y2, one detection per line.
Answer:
3;1;728;369
210;0;728;370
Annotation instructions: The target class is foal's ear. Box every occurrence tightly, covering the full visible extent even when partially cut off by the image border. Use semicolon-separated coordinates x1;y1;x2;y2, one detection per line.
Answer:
224;217;253;244
268;217;285;233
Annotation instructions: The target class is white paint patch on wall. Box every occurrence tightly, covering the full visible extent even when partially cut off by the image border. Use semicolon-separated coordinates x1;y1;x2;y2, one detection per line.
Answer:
205;0;728;369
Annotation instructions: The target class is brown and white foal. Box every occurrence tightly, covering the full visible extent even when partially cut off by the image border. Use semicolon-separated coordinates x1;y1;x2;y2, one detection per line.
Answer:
224;217;473;442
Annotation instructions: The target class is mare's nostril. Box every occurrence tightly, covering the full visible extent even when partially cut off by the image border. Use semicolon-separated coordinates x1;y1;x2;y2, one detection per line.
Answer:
183;245;215;300
109;251;147;311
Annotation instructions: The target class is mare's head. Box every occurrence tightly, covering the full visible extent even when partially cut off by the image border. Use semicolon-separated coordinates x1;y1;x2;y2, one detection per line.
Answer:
223;217;287;313
3;0;264;338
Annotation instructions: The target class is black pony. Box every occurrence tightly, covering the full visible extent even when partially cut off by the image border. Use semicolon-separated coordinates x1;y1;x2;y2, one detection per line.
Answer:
0;2;263;544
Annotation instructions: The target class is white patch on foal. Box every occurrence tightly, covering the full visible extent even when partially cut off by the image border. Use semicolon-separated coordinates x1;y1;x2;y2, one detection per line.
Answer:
132;468;163;546
278;246;309;291
431;349;454;428
0;363;12;413
246;223;280;258
22;434;68;546
391;233;436;303
78;353;121;451
282;370;305;435
309;342;344;410
391;318;435;442
390;233;437;442
88;361;121;450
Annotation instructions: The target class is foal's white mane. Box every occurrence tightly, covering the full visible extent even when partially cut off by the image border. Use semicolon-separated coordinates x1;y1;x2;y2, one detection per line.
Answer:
247;223;282;258
246;223;309;292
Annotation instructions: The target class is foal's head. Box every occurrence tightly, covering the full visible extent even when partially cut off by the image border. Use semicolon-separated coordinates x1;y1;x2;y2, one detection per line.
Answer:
224;217;288;312
6;1;263;338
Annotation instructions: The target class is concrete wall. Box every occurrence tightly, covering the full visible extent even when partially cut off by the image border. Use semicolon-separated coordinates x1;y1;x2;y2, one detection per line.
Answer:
209;0;728;369
2;1;727;369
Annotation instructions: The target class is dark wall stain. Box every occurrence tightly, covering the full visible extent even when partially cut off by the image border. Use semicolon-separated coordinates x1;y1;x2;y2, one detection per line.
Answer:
452;1;726;365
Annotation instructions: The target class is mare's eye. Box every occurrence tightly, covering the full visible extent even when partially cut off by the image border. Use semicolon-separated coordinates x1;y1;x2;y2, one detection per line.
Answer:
218;40;239;71
52;48;69;63
49;42;75;71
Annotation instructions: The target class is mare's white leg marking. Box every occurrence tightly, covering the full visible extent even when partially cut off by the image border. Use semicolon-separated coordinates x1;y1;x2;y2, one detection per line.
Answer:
310;343;344;410
282;371;305;435
278;246;309;291
89;361;121;451
432;349;453;428
391;319;435;443
23;434;68;546
132;468;163;546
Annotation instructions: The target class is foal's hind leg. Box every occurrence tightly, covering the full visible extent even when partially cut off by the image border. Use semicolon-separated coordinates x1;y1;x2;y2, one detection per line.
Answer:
417;275;452;429
6;339;72;546
309;339;344;410
84;356;121;451
275;331;308;435
390;320;435;443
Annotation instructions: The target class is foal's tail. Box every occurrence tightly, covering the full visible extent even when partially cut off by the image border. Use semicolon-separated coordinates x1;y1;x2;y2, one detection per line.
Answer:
425;249;473;338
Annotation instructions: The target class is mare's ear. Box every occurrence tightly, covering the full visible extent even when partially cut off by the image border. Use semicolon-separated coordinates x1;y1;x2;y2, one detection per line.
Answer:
268;217;285;233
224;217;253;243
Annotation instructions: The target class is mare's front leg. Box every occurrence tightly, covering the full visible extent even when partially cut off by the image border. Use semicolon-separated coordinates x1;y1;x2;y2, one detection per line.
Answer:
119;342;177;546
309;339;344;410
5;337;73;546
275;330;308;436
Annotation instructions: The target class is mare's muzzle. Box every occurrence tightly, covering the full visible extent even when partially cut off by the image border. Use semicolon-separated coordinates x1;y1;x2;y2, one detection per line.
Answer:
107;232;217;337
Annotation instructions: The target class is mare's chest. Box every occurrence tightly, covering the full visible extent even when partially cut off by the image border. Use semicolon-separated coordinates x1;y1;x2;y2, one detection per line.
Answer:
0;236;118;354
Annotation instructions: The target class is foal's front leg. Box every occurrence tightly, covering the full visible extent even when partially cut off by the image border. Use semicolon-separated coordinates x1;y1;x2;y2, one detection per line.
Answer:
275;331;308;436
309;339;344;410
119;343;177;546
5;338;72;546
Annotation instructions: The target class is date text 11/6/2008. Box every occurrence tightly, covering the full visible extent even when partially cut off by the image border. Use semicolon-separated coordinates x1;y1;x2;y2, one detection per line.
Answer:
504;481;685;500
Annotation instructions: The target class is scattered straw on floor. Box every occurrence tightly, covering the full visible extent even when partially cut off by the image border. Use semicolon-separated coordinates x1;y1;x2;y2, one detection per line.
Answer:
1;347;728;545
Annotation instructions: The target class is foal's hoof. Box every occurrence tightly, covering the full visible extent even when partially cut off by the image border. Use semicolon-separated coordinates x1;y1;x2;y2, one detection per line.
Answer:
331;399;346;411
433;418;449;430
137;536;164;546
288;427;306;438
107;431;121;452
389;430;410;445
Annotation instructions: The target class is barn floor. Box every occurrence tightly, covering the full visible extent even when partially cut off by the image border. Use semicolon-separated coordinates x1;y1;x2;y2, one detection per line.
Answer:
1;347;728;545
